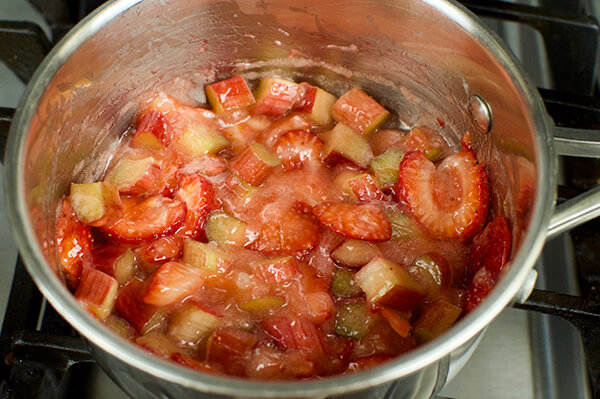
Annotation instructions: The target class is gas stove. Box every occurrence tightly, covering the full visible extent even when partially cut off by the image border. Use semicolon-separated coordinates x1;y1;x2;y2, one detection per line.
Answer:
0;1;598;398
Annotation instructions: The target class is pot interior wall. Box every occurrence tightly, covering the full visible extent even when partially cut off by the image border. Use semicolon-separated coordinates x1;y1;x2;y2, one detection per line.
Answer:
21;0;536;313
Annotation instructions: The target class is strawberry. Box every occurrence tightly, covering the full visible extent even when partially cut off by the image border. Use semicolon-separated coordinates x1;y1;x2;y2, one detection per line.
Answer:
274;130;323;170
261;316;326;354
464;267;496;313
258;114;311;150
396;135;489;241
114;279;161;333
142;261;205;306
56;199;93;291
174;173;220;238
250;256;299;285
313;202;392;241
100;195;186;243
207;326;258;376
400;126;445;161
75;269;118;320
136;236;184;270
467;216;511;278
347;173;385;202
248;205;321;256
130;110;173;149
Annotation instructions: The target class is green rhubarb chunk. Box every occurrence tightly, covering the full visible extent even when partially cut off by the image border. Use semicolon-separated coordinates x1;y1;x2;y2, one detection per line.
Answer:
240;296;285;313
369;148;405;188
386;210;421;240
331;269;363;298
334;301;372;339
176;125;229;157
205;210;247;246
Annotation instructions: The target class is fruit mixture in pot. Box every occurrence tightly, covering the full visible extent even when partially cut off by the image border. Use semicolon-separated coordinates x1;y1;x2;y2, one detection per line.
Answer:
56;75;511;379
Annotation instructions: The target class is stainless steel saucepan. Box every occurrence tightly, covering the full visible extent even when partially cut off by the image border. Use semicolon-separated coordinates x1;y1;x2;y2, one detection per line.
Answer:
4;0;600;398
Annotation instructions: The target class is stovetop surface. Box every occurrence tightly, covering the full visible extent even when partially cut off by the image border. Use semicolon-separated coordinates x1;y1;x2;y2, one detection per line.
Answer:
0;0;595;398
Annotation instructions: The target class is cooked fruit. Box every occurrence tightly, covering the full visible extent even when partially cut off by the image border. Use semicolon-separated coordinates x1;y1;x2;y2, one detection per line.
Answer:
401;126;444;161
380;307;412;338
259;114;311;150
168;302;221;345
396;135;490;240
275;130;323;170
262;316;326;354
467;216;512;278
331;239;381;268
252;77;302;116
182;239;231;274
136;236;184;270
347;173;385;202
330;269;363;298
241;296;285;313
205;75;255;113
294;82;337;125
70;182;123;226
408;252;453;297
100;196;186;243
174;173;220;237
143;261;205;306
223;115;270;154
130;110;172;149
115;279;163;334
369;148;405;189
56;199;92;291
331;88;389;135
104;157;161;196
205;210;248;246
113;248;136;284
354;257;425;309
313;202;391;241
464;267;496;313
321;123;374;168
105;315;136;341
335;300;373;339
386;210;422;240
75;269;118;320
230;142;280;186
250;256;298;285
207;326;258;375
136;331;179;359
414;300;462;342
175;124;229;157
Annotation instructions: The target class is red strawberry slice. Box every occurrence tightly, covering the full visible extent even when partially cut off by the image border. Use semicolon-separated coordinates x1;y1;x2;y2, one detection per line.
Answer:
396;135;489;240
143;261;205;306
130;110;173;149
56;199;93;291
174;173;220;238
275;130;323;170
248;206;321;256
100;195;186;243
207;326;258;376
313;202;392;241
136;235;184;269
250;256;299;285
467;216;512;278
348;173;385;201
261;316;326;355
114;279;160;333
464;267;496;313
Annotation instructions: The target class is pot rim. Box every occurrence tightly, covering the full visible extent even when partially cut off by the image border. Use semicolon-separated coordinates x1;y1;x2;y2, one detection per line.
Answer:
4;0;555;396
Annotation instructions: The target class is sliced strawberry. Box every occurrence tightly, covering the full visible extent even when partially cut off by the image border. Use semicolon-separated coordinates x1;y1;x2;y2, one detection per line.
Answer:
274;130;323;171
467;216;511;278
130;110;172;149
313;202;391;241
174;173;220;238
115;279;161;333
136;236;184;270
250;256;299;285
464;267;496;313
75;269;118;320
261;316;326;355
143;261;205;306
207;326;258;376
56;199;93;291
347;173;385;202
248;205;321;256
258;114;311;150
100;196;186;243
396;135;490;240
205;75;256;113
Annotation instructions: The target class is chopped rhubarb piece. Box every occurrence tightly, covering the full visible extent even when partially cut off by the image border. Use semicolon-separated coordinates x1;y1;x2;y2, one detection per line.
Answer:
396;135;490;240
168;302;221;345
380;307;412;338
224;173;259;201
70;182;123;226
330;269;363;298
368;129;404;155
100;196;186;243
136;236;184;270
294;82;337;125
401;126;444;161
262;316;326;354
321;123;374;168
174;124;229;157
386;209;422;240
182;239;231;274
143;261;205;306
368;148;405;189
414;300;462;342
56;199;92;291
275;130;323;170
207;326;258;375
75;269;118;320
205;75;255;113
331;239;381;269
229;142;280;186
250;256;298;285
347;173;385;201
174;173;220;238
105;315;136;341
115;279;162;334
408;252;453;297
205;210;248;246
136;331;179;359
130;110;172;149
354;257;425;309
464;267;496;313
104;157;161;196
331;88;389;135
113;248;136;284
313;202;391;241
467;216;512;278
240;296;285;313
334;300;373;339
93;246;136;284
249;206;321;256
252;77;302;116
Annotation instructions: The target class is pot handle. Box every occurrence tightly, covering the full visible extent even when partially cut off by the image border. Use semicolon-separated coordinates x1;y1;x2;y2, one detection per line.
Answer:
0;107;14;160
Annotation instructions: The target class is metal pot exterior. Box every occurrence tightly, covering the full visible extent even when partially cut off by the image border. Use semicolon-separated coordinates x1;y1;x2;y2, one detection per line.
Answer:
4;0;555;397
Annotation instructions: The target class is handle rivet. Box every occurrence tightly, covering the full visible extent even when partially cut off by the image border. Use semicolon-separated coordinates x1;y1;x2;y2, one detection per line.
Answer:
469;94;492;133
